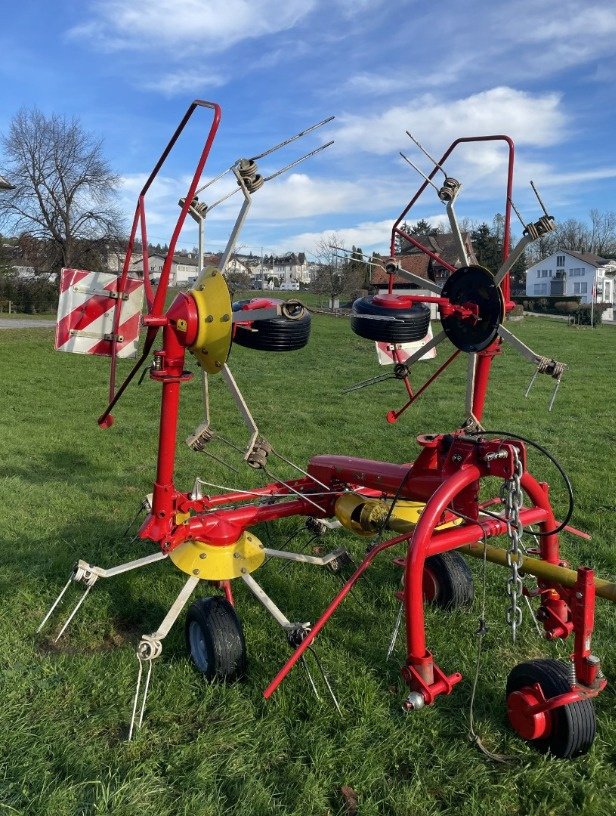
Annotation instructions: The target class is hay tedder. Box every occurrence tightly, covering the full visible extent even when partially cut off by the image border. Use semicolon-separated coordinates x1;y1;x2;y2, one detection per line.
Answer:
41;100;615;757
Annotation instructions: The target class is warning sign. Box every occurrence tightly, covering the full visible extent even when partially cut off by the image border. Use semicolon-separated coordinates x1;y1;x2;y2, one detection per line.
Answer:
375;323;436;365
55;268;144;358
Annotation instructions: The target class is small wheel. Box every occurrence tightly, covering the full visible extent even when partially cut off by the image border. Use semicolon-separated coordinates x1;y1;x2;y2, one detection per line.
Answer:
351;295;431;343
423;552;474;609
506;659;596;758
232;298;311;351
185;596;246;682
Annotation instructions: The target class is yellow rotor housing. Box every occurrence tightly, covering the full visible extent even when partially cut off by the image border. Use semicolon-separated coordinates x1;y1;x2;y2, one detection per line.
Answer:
188;266;233;374
170;531;265;580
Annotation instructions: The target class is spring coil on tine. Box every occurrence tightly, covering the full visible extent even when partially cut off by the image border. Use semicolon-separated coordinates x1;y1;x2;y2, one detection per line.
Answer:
236;158;264;193
537;356;565;379
438;177;460;203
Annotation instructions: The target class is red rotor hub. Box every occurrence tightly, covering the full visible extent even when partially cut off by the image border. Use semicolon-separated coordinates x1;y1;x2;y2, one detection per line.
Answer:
372;294;417;310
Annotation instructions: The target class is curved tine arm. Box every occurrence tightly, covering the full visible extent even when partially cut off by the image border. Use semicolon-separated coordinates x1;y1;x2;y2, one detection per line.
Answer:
494;234;534;286
250;116;335;161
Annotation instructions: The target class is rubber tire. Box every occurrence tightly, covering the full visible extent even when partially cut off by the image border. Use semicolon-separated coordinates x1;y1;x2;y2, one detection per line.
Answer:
506;659;596;758
351;297;430;343
423;552;474;610
233;312;311;351
185;596;246;682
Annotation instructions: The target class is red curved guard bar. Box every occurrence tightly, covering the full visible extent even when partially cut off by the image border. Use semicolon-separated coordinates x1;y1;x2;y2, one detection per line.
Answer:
102;101;222;418
389;135;515;299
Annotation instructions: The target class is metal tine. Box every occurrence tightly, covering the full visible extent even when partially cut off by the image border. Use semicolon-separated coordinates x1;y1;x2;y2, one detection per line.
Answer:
328;245;387;271
342;371;396;394
128;657;145;741
530;180;550;217
524;368;540;399
300;655;322;701
406;131;447;178
307;645;343;717
199;447;241;474
206;185;242;213
195;165;234;196
508;196;528;233
204;130;335;212
122;502;147;538
262;465;326;514
263;141;334;183
37;575;73;633
54;584;93;642
270;447;331;492
250;115;335;162
399;152;441;194
386;603;404;660
548;374;563;412
137;659;154;731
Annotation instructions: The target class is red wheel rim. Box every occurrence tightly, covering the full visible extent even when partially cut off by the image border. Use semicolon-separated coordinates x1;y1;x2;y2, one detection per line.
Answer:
507;686;552;740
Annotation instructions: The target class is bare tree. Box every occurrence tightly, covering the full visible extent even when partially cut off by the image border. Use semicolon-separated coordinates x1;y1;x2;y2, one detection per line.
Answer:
0;107;122;273
589;209;616;257
310;234;343;304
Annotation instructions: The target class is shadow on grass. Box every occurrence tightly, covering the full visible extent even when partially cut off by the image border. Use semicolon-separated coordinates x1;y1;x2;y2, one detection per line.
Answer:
0;447;111;485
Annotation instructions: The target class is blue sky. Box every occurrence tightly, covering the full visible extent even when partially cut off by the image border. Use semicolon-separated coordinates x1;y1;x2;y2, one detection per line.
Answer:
2;0;616;258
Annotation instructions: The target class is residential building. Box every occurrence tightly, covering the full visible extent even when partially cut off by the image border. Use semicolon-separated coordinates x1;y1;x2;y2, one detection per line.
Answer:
525;250;615;316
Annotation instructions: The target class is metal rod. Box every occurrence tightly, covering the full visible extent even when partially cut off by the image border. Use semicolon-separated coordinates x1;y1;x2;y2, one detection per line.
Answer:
37;576;73;633
406;131;447;177
251;116;335;161
459;543;616;601
399;152;441;192
54;585;93;642
264;142;334;183
530;180;550;217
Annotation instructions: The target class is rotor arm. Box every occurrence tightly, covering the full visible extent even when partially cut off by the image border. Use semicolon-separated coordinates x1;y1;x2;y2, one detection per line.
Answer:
384;260;443;295
494;234;535;287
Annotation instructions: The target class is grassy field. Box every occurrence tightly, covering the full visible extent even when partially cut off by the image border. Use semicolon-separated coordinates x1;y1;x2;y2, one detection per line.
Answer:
0;314;615;816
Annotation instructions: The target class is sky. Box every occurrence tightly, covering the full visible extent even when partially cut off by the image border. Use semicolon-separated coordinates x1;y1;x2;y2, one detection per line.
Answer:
2;0;616;260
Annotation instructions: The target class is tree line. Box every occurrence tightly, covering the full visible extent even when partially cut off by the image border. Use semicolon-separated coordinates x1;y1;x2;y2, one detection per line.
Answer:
1;106;615;312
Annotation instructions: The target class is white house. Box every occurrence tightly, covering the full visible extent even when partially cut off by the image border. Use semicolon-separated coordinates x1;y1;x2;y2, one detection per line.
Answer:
525;251;615;317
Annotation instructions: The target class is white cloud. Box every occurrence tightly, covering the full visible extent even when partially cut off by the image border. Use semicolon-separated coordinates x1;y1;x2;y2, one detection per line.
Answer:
273;219;395;256
140;69;227;96
334;87;566;157
68;0;315;53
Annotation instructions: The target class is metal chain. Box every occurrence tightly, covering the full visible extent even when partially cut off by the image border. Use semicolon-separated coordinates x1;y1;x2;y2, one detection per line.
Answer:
502;448;525;642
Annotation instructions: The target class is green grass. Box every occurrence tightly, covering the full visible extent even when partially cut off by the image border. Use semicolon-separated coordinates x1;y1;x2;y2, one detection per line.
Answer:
0;315;615;816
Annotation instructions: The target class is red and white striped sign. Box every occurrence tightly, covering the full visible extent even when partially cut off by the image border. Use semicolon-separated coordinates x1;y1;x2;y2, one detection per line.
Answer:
375;324;437;365
55;268;144;358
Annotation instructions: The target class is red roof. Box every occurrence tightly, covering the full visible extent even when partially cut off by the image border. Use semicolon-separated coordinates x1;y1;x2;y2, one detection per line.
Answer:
370;254;430;286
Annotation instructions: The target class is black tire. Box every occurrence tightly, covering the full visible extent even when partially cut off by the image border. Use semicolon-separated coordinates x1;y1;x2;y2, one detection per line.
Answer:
185;596;246;682
423;552;474;610
506;659;596;758
232;299;311;351
351;296;430;343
